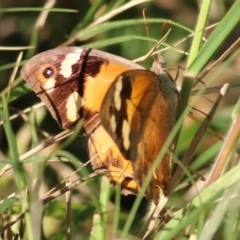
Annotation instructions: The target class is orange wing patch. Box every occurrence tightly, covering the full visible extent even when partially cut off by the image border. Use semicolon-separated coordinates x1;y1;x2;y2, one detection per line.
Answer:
89;125;140;195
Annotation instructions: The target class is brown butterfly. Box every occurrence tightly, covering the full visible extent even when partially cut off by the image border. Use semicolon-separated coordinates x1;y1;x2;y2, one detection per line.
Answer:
21;47;176;202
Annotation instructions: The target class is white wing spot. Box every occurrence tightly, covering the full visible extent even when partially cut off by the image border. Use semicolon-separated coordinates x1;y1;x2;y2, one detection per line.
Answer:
60;49;83;78
122;119;130;150
110;114;117;132
66;92;82;122
44;77;56;93
114;78;123;111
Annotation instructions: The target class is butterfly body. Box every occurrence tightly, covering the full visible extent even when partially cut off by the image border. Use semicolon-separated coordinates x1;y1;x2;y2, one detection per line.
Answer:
22;47;176;202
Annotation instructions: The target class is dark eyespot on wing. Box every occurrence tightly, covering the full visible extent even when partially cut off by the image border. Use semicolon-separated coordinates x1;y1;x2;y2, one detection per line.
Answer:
43;67;54;78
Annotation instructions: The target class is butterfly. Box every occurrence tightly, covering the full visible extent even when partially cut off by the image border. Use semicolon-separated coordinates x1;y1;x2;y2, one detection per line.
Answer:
21;47;177;202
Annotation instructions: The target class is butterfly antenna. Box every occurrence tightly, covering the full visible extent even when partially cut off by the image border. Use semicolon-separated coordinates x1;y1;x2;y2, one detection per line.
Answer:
138;29;171;64
142;8;152;51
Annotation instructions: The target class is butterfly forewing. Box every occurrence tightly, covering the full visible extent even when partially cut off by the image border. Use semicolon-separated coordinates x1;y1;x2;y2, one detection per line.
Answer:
21;47;144;132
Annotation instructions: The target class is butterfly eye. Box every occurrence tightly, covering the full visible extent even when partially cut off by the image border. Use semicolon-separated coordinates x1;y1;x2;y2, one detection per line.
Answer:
43;67;54;78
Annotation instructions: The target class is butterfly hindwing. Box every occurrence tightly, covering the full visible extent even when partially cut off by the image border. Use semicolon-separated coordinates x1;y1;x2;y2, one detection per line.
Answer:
89;125;140;195
100;71;154;159
100;70;176;201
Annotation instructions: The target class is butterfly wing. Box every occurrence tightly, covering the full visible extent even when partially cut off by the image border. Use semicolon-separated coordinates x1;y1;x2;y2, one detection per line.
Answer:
89;125;140;195
21;47;144;132
100;70;176;202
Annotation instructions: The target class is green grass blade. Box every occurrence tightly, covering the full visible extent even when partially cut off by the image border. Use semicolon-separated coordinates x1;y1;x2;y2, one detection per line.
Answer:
187;0;211;68
0;8;78;13
187;0;240;75
1;96;27;190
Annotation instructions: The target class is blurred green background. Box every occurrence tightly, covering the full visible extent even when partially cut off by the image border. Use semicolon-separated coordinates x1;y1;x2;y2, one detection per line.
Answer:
0;0;239;239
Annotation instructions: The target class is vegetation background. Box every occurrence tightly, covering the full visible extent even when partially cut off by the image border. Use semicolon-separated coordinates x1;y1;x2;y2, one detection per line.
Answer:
0;0;240;239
